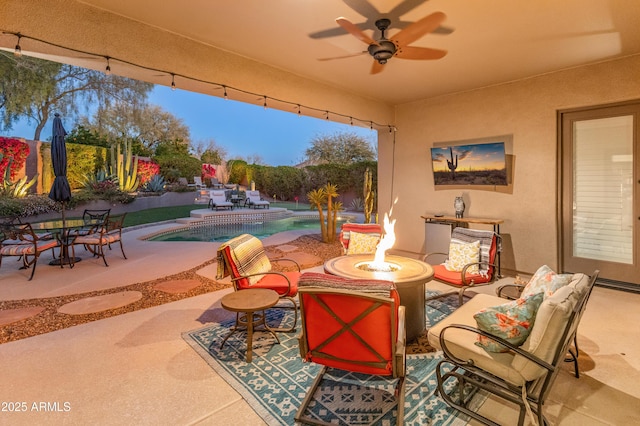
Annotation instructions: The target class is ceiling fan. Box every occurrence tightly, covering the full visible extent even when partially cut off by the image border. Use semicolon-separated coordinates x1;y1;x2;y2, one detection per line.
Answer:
332;11;448;74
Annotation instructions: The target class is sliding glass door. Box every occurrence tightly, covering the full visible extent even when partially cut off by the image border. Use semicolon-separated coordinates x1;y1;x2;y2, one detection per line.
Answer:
560;102;639;285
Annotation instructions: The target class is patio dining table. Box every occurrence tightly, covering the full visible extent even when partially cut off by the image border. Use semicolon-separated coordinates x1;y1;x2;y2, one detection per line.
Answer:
32;218;102;266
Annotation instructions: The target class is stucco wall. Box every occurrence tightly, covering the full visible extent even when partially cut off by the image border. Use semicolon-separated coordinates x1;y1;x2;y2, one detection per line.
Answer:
387;54;640;275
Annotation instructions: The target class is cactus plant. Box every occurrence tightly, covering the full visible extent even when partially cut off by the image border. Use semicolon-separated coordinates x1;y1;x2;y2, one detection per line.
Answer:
447;146;458;179
109;140;139;192
307;183;342;243
363;167;375;223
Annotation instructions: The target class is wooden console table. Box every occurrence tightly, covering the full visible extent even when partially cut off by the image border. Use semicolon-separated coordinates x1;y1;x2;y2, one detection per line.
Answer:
421;215;504;276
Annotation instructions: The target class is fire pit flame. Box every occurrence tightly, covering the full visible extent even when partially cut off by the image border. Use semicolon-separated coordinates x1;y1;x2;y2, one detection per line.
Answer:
367;212;397;272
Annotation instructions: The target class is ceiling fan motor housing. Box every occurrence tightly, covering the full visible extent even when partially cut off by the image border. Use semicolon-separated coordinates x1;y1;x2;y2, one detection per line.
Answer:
368;40;396;64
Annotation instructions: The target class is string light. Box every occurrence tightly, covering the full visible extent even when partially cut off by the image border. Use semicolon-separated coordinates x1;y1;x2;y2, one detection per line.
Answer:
1;30;397;131
14;33;22;57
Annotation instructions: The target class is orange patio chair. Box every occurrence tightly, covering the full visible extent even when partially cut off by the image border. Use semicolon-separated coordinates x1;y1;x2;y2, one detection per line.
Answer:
216;233;301;332
423;227;500;306
295;272;406;425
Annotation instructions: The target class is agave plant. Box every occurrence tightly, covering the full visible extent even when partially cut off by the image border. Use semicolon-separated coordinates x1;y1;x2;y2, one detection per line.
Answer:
143;174;166;192
80;170;118;191
0;155;38;198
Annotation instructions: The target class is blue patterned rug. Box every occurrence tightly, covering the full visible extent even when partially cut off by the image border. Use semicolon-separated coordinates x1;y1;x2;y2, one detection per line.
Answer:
183;291;469;425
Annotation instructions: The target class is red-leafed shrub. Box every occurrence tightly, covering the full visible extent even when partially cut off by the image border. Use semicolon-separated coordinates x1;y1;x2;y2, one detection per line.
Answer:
0;137;30;183
202;163;216;179
137;158;160;185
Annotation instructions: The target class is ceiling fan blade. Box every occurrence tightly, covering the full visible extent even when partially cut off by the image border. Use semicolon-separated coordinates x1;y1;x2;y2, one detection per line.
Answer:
318;51;368;61
392;11;446;47
395;46;447;60
336;17;379;46
370;60;385;74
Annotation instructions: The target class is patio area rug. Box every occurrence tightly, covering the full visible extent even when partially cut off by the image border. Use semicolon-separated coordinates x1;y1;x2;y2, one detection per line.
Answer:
183;292;471;426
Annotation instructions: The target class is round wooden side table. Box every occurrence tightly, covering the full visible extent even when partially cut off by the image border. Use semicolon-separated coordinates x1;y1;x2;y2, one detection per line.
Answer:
220;288;281;362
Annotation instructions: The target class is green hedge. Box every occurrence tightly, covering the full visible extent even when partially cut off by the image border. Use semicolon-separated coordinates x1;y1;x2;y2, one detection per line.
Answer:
229;161;378;201
40;143;108;191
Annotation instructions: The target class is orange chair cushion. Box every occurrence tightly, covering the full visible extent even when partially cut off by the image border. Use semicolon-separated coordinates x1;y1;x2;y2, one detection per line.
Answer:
240;271;300;297
432;264;493;286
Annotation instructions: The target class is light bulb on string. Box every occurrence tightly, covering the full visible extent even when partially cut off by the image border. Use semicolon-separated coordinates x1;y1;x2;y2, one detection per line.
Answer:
105;56;111;75
370;121;373;130
171;74;176;90
325;111;329;120
223;85;228;100
350;117;353;126
14;34;22;57
297;104;301;117
263;96;268;110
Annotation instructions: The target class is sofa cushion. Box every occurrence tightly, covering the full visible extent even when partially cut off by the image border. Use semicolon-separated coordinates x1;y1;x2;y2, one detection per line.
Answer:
473;292;544;353
521;265;572;299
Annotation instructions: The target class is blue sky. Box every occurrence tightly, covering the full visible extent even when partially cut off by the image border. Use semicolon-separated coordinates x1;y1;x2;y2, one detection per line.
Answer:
2;85;376;166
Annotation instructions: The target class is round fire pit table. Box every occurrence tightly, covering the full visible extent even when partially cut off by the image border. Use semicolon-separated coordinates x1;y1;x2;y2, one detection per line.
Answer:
220;288;280;362
324;254;434;342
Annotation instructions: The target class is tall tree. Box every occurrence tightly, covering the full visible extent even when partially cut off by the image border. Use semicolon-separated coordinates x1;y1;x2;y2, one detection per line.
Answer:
80;102;190;153
305;131;376;165
193;138;227;165
0;52;152;140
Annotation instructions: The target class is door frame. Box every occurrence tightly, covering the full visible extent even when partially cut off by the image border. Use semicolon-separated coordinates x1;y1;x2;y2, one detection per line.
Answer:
557;99;640;289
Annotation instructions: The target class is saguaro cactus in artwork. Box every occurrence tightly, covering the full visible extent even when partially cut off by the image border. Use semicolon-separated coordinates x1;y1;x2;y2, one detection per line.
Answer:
363;167;375;224
110;140;139;192
447;146;458;179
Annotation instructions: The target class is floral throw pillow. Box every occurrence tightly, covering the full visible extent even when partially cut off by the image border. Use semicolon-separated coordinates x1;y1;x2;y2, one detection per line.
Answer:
346;231;380;255
444;240;480;274
473;292;544;353
521;265;572;299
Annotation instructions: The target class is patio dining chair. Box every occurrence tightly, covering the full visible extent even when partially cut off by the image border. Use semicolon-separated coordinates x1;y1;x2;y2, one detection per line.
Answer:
0;223;61;280
423;227;501;306
71;213;127;267
295;272;406;425
76;208;111;236
216;233;301;332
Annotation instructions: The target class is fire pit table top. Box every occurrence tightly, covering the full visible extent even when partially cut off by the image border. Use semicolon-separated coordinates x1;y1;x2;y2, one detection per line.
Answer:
324;254;434;284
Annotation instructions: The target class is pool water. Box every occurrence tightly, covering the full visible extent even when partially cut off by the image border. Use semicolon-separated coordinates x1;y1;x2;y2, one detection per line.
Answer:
150;217;348;242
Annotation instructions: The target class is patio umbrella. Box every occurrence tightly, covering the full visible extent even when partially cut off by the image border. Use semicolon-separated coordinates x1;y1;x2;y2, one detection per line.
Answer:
48;113;72;223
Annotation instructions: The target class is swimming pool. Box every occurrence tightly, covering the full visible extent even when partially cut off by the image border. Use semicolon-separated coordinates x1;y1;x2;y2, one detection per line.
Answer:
148;216;350;242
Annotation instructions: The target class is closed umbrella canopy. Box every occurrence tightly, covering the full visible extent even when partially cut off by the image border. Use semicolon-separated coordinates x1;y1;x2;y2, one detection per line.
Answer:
48;113;71;203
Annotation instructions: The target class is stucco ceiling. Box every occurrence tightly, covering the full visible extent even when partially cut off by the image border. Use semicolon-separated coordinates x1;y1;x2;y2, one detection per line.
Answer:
10;0;640;106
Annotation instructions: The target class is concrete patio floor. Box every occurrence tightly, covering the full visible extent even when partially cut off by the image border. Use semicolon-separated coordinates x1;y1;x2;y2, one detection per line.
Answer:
0;222;639;425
